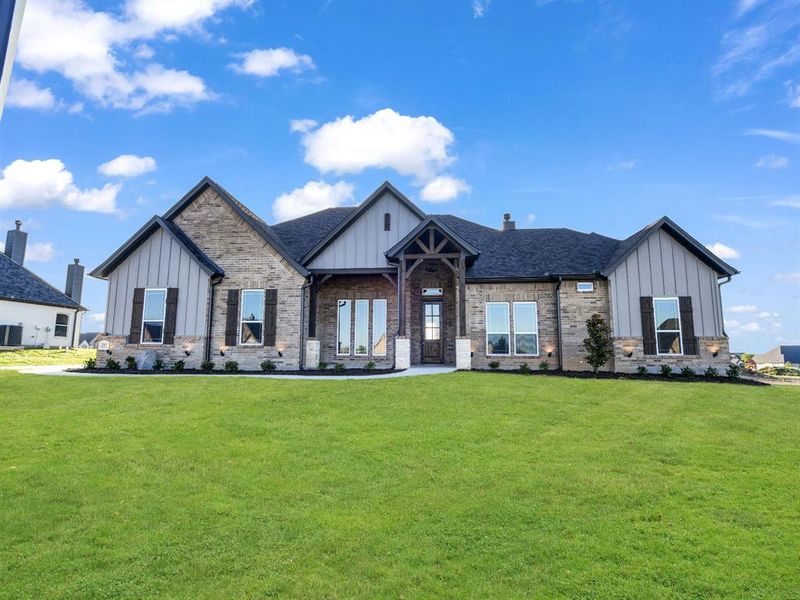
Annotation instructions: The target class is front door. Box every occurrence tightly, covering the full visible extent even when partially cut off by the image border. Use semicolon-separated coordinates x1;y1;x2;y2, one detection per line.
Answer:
422;301;443;363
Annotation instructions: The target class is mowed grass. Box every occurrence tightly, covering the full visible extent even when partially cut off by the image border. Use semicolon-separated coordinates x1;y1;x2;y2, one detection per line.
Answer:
0;372;798;599
0;348;94;366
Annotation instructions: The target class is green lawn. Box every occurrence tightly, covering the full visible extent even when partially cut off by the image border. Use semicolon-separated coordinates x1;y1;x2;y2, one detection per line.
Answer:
0;348;95;366
1;372;798;598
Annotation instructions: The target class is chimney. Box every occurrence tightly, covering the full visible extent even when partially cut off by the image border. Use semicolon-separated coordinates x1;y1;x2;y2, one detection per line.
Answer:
502;213;516;232
65;258;84;304
4;220;27;265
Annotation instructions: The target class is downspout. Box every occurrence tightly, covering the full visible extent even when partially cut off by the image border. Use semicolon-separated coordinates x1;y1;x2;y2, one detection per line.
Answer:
393;264;401;370
204;276;221;362
554;276;563;370
300;275;313;370
718;275;732;336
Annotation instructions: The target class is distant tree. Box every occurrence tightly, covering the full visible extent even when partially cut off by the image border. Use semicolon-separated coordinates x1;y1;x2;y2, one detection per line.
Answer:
741;352;754;363
583;313;613;373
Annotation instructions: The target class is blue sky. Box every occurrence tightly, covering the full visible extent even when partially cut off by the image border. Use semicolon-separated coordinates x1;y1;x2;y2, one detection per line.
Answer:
0;0;798;352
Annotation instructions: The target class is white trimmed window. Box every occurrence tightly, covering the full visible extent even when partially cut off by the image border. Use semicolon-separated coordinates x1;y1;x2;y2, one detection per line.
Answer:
513;302;539;356
486;302;510;355
240;289;265;345
336;299;351;355
354;299;369;355
54;313;69;337
654;297;682;355
576;282;594;292
141;288;167;344
372;299;387;356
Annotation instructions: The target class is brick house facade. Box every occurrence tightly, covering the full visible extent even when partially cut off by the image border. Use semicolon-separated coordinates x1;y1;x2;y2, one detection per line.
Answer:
91;178;738;373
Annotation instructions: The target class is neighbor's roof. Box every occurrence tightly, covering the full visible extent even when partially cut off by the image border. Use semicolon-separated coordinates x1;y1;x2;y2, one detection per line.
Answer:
0;252;86;310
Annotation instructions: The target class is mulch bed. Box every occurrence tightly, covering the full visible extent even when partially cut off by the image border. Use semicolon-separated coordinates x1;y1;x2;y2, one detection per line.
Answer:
472;368;768;386
68;368;401;376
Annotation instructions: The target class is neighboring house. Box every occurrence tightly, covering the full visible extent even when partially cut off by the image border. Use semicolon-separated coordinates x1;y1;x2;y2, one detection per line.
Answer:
90;177;738;372
753;346;800;368
78;332;101;349
0;221;86;348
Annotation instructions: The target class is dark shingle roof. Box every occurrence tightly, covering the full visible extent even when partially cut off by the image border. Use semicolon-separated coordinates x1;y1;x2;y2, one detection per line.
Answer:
0;252;85;310
271;207;355;261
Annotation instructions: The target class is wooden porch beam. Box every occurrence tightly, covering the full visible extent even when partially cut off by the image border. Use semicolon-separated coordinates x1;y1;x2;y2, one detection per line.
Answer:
401;252;462;260
405;258;424;279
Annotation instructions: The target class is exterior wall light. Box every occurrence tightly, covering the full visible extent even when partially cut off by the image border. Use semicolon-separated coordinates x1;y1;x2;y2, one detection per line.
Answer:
219;348;226;357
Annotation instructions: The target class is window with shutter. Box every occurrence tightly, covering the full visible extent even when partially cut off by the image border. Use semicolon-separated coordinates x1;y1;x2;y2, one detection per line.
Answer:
128;288;145;344
225;289;240;347
640;296;656;355
264;289;278;346
163;288;179;345
679;296;697;355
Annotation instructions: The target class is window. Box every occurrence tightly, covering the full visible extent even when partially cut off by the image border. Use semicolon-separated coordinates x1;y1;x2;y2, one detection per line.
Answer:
513;302;539;356
577;282;594;293
54;313;69;337
337;300;351;355
372;299;387;356
141;288;167;344
654;298;682;355
384;212;391;231
486;302;510;355
354;299;369;355
424;302;441;340
240;289;265;345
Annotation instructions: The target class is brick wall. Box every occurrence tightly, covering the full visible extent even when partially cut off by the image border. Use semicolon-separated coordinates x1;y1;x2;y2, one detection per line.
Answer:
95;334;204;369
559;279;614;372
613;336;731;373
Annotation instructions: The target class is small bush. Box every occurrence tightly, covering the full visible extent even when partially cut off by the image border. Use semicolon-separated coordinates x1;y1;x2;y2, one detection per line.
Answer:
318;362;328;370
519;362;530;374
680;366;695;377
84;357;96;369
200;360;215;371
261;360;276;372
224;360;239;372
660;364;673;377
704;366;718;378
125;356;137;370
153;358;164;371
726;364;740;379
106;358;120;370
636;365;648;376
365;361;376;370
488;361;500;370
172;360;185;372
334;363;345;372
539;361;550;372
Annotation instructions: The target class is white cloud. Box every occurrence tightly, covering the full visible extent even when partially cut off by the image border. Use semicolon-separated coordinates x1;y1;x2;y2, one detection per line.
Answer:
608;160;637;171
133;44;154;60
231;48;315;77
289;118;318;133
527;213;536;224
744;128;800;144
727;319;761;333
769;196;800;209
297;108;456;182
756;311;779;318
273;180;355;222
124;0;252;32
729;304;757;313
774;272;800;283
87;312;106;323
473;0;491;18
98;154;157;178
735;0;761;18
754;154;789;169
419;176;470;202
6;79;57;110
0;159;121;214
26;242;56;262
705;242;741;259
786;80;800;108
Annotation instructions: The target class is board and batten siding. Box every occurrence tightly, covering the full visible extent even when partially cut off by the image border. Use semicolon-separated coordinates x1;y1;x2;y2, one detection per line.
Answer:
608;228;724;338
308;191;422;269
105;227;210;337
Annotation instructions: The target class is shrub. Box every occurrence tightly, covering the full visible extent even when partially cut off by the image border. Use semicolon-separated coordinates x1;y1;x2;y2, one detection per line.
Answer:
334;363;345;372
680;366;695;377
318;362;328;370
153;358;164;371
488;361;500;370
365;361;376;370
519;362;530;374
84;357;96;369
200;360;215;371
106;358;120;370
704;366;718;378
660;364;673;377
539;360;550;372
636;365;648;376
172;360;185;372
261;360;276;372
583;313;613;373
125;356;137;370
224;360;239;372
726;364;740;379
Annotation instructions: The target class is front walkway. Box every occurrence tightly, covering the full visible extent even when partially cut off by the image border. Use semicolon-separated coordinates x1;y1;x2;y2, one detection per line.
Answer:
1;364;458;380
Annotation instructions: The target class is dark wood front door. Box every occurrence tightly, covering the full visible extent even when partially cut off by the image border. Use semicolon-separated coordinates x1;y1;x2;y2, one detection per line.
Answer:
422;301;443;363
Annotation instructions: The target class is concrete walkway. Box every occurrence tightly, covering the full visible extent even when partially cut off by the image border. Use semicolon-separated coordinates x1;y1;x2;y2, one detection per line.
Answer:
1;364;458;380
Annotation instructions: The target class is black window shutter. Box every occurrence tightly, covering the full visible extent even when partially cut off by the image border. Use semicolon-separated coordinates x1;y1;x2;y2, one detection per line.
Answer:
264;289;278;346
163;288;179;345
640;296;656;355
679;296;697;355
225;289;240;346
128;288;145;344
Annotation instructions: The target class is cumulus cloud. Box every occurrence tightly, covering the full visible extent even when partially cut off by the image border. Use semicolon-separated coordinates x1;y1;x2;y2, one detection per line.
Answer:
231;48;314;77
273;180;355;222
420;176;471;202
726;319;761;333
705;242;741;259
0;159;121;214
98;154;157;177
729;304;757;313
296;108;456;182
754;154;789;169
6;79;57;110
124;0;253;32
